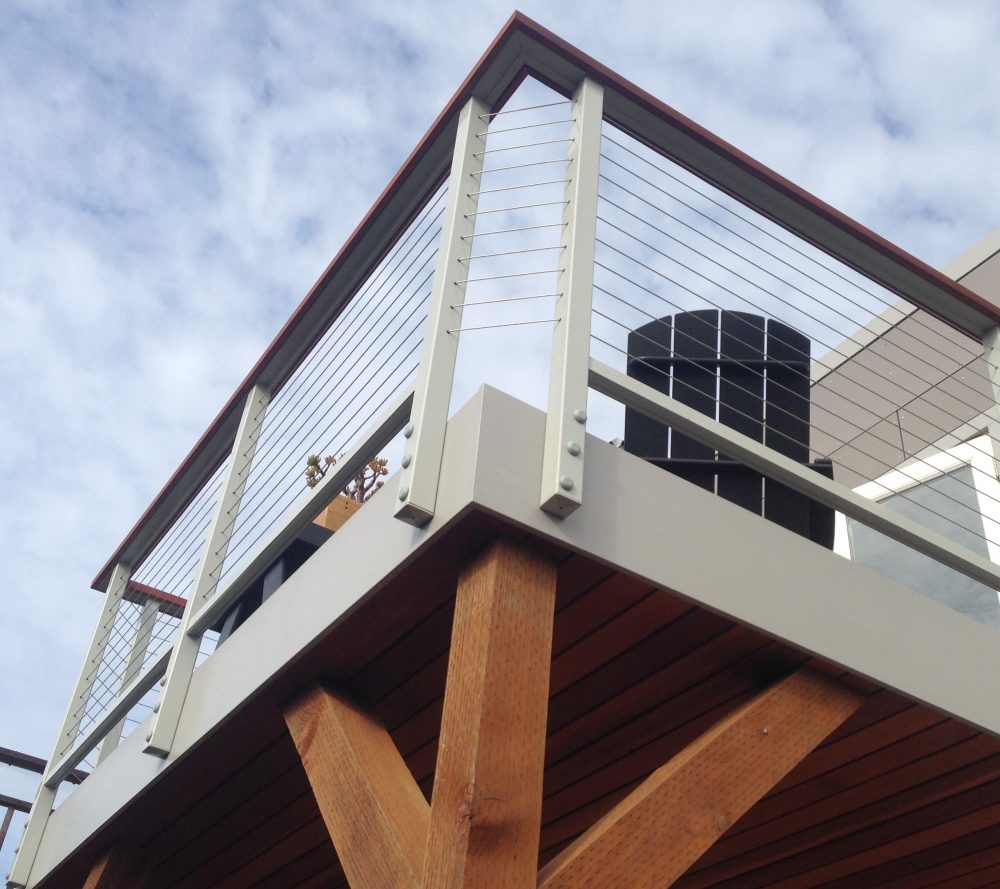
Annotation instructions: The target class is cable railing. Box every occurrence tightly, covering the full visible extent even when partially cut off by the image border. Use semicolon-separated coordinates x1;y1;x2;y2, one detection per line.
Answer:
447;90;573;414
51;461;227;776
588;118;1000;613
30;77;1000;800
32;167;451;814
210;184;444;598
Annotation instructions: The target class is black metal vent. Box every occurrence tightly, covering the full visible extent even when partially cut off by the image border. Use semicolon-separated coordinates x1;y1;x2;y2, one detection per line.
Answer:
624;309;834;547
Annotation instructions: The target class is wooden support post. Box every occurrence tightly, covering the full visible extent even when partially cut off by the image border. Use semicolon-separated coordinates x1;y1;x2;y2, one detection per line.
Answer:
421;539;558;889
81;845;146;889
284;686;429;889
536;668;865;889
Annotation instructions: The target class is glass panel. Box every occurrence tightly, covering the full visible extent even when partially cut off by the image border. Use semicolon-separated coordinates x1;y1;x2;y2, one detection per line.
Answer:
848;465;1000;627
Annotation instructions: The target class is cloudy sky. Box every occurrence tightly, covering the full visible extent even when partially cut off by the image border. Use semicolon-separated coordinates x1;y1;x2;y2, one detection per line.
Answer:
1;0;999;847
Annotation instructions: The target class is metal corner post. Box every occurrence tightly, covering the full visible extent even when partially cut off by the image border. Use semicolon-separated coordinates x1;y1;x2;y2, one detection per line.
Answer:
7;563;132;887
541;77;604;516
981;326;1000;480
97;596;160;764
394;95;488;527
144;383;270;757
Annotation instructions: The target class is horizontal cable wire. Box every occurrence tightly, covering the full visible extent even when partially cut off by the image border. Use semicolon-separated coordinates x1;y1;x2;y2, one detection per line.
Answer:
459;245;564;263
456;268;563;285
448;318;561;334
220;272;434;542
593;326;999;546
462;221;567;240
478;99;571;119
594;266;1000;522
601;131;998;396
597;164;996;405
468;178;571;198
213;332;425;583
451;292;561;309
594;217;998;474
474;138;574;157
470;157;571;177
465;200;569;218
594;290;1000;539
478;117;575;137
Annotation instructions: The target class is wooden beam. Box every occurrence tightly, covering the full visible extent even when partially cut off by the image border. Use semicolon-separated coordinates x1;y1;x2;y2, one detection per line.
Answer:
421;539;558;889
536;668;865;889
81;844;146;889
284;685;430;889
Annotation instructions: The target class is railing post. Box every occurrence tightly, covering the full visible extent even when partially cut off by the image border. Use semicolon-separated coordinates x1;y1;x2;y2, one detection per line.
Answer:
540;77;604;516
97;596;159;764
981;327;1000;479
394;95;487;527
7;563;131;888
144;383;270;757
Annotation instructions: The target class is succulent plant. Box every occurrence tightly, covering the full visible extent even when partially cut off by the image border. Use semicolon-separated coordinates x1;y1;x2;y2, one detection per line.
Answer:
304;453;389;501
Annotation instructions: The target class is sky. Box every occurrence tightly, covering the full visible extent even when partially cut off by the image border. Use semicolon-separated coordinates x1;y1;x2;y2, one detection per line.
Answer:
2;0;1000;858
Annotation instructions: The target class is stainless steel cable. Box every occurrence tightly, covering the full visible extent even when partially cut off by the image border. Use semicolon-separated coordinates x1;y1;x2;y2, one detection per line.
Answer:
597;167;996;404
594;220;997;472
594;269;1000;521
600;130;999;395
593;327;999;547
224;273;433;537
478;100;571;119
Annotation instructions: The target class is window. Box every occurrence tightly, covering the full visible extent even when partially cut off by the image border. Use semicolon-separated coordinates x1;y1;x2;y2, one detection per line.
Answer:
835;434;1000;628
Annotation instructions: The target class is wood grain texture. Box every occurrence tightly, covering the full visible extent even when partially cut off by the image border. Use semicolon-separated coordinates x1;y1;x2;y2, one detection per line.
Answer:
284;685;429;889
421;539;557;889
537;668;865;889
81;845;146;889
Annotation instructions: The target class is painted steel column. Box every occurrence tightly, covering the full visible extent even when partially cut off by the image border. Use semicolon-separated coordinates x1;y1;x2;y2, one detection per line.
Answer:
97;596;159;764
144;384;270;757
7;563;131;887
394;95;487;527
541;77;604;516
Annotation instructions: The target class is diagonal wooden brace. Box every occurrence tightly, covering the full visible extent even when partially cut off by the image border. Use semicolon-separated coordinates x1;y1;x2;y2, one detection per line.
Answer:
536;667;866;889
284;685;430;889
81;844;147;889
